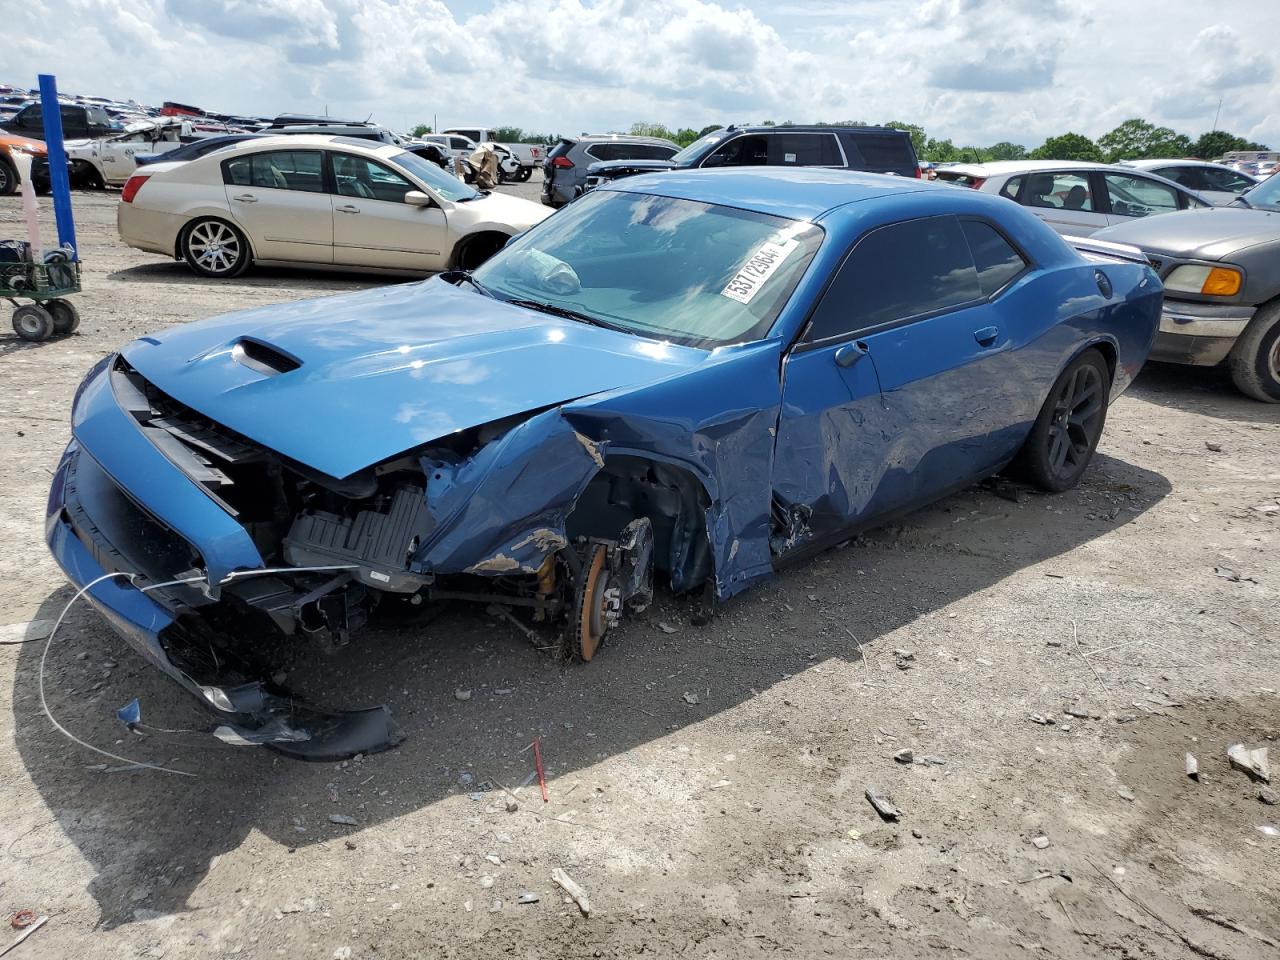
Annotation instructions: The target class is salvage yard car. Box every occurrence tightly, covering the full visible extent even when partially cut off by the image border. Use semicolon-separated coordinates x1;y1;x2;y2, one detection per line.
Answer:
935;160;1209;236
49;168;1160;756
65;116;209;188
1095;172;1280;402
582;124;920;192
117;135;550;277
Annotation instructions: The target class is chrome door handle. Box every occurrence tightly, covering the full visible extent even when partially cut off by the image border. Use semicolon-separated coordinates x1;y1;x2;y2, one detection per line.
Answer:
974;326;999;347
336;204;360;214
232;194;258;203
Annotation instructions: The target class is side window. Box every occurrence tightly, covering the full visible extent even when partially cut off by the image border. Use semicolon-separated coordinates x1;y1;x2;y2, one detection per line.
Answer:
806;216;982;342
1023;172;1093;210
704;135;769;167
1153;166;1205;190
586;143;622;162
331;154;414;202
1202;167;1254;193
628;144;678;160
961;220;1028;296
1103;173;1179;218
998;175;1025;201
770;133;841;166
449;137;471;151
223;150;325;192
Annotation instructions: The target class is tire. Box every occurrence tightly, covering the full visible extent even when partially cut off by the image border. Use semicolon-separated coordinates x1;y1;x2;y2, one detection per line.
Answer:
517;166;532;183
1227;301;1280;403
1011;348;1110;492
181;218;251;279
0;159;16;197
12;304;54;342
70;161;104;191
453;233;509;271
46;298;80;336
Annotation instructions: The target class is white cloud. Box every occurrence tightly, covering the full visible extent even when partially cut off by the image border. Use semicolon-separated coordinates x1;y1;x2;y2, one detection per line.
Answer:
4;0;1278;149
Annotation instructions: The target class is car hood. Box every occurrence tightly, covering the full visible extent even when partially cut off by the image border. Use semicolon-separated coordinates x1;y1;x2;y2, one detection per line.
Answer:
452;190;551;230
1093;206;1280;260
587;158;679;177
119;279;706;479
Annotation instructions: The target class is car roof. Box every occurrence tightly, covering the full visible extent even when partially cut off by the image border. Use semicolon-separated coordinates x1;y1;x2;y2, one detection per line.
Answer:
1122;158;1237;170
729;124;902;135
575;134;678;145
202;134;401;158
607;167;932;221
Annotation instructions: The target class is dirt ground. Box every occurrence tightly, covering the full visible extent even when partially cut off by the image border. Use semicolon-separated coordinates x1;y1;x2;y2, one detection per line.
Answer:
0;185;1277;960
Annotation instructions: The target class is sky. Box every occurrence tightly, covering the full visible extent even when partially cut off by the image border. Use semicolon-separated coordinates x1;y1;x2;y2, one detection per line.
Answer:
6;0;1279;149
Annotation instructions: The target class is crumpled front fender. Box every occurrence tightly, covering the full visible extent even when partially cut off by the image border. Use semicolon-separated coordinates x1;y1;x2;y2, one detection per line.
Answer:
414;408;605;575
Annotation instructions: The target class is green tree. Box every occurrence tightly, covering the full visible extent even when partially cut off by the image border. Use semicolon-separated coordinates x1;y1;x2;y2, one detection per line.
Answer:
630;122;676;140
697;124;722;137
492;126;525;143
673;127;700;147
411;124;432;137
884;120;926;158
986;141;1027;161
923;137;959;163
1097;118;1193;162
1192;130;1269;159
1029;132;1104;162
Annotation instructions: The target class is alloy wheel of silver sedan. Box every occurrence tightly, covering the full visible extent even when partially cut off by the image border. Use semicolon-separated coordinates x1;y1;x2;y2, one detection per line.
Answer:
182;218;251;279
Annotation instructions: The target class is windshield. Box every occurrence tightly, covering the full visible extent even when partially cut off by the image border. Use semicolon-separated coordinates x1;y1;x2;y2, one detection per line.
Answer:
668;131;725;166
471;189;823;348
390;150;478;202
1240;172;1280;210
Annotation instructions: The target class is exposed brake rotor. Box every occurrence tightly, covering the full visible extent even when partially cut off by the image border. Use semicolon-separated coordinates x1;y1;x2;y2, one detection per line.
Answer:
571;543;620;661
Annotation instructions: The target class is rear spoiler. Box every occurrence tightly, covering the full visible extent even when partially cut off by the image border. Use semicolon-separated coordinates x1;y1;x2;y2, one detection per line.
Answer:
1065;235;1150;266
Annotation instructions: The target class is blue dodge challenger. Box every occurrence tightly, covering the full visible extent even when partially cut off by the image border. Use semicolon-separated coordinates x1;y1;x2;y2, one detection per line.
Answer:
47;169;1161;756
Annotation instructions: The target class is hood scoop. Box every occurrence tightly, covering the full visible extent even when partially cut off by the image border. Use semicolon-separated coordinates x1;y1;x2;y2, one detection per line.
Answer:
231;338;302;377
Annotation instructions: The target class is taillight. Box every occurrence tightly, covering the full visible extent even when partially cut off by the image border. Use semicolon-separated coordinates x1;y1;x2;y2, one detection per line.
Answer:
121;174;150;203
913;166;923;178
969;177;987;189
552;156;574;168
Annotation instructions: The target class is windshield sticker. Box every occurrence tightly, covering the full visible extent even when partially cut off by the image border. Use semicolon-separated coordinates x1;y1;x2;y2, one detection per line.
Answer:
720;238;800;304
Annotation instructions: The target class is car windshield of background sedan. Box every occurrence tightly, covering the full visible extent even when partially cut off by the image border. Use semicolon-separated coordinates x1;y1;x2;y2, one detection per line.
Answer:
471;190;823;347
389;149;479;202
1238;173;1280;211
668;132;722;165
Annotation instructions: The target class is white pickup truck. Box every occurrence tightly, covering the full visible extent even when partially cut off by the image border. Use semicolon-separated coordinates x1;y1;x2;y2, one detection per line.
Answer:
65;117;201;188
442;127;544;181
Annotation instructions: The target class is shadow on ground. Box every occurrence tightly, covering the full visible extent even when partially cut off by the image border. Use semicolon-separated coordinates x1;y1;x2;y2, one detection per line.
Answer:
106;261;409;290
9;444;1172;929
1130;361;1280;425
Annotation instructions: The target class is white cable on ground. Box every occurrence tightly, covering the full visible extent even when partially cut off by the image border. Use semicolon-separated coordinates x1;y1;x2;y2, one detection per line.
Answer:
33;564;361;777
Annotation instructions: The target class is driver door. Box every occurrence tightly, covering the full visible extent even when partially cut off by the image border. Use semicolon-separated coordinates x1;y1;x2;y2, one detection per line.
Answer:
327;152;449;271
772;215;1014;546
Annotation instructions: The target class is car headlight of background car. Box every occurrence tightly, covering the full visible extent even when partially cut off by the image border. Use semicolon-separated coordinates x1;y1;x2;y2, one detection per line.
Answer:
1164;264;1243;297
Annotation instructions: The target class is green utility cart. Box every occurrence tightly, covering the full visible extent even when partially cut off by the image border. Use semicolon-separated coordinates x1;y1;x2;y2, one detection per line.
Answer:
3;258;81;342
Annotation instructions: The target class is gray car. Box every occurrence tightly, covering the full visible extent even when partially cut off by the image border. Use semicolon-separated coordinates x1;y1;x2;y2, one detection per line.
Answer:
1094;174;1280;402
542;135;680;207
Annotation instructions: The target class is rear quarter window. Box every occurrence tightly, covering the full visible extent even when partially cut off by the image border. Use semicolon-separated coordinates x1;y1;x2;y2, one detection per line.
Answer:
961;220;1028;296
843;132;916;172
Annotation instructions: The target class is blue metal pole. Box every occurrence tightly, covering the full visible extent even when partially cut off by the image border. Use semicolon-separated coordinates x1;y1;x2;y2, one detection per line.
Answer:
38;74;77;259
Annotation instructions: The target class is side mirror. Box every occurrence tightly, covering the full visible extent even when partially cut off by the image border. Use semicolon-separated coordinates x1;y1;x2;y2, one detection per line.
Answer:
834;341;869;368
404;190;433;207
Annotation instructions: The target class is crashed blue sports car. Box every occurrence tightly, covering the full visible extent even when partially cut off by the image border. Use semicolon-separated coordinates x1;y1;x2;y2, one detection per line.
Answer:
47;168;1161;757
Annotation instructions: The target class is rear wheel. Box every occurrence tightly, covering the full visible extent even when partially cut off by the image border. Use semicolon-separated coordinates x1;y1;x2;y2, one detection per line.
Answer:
517;166;532;182
45;298;80;336
12;304;54;342
1227;302;1280;403
1011;348;1110;492
0;159;16;196
181;218;251;279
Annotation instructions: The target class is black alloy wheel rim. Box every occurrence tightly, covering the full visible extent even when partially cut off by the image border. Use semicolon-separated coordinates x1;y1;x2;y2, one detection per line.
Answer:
1047;364;1104;481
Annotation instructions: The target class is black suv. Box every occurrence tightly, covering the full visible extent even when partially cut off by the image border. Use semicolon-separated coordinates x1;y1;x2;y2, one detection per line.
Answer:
583;125;919;191
1;102;115;141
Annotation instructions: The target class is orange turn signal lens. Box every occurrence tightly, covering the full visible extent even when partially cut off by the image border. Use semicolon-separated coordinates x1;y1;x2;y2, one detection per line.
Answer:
1201;267;1242;296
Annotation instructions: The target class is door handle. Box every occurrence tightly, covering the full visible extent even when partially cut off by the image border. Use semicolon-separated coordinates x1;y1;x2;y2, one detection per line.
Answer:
834;341;869;368
336;204;360;214
232;194;258;203
973;326;999;347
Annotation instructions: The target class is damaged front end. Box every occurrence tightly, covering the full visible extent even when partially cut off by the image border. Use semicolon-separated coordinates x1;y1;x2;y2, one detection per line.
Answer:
47;356;660;758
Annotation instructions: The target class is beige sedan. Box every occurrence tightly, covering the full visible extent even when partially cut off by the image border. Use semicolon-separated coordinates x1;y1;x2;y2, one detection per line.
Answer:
116;134;551;278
